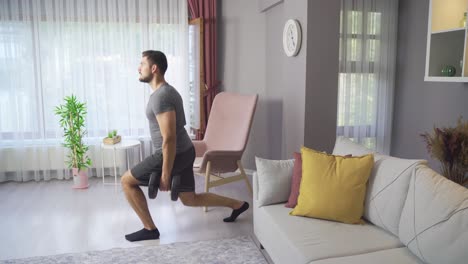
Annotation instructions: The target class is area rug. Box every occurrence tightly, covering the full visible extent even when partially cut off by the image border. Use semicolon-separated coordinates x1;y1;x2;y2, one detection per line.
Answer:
1;236;267;264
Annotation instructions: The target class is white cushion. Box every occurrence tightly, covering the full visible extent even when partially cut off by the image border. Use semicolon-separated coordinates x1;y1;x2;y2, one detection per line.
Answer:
364;154;426;236
193;157;203;168
254;203;403;264
254;157;294;207
332;136;375;157
309;248;423;264
399;165;468;264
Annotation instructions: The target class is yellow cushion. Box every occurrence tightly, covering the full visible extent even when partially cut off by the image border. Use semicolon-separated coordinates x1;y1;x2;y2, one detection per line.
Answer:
290;146;374;224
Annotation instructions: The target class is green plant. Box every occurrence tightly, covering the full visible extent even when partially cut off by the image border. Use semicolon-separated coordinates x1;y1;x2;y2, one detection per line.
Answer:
107;129;118;138
421;117;468;186
55;95;92;171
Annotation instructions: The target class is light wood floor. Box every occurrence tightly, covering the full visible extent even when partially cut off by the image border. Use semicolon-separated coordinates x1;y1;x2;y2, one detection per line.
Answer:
0;174;254;260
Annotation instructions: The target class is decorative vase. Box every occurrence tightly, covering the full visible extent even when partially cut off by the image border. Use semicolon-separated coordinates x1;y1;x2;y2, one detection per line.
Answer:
460;12;467;28
441;65;456;77
72;168;89;189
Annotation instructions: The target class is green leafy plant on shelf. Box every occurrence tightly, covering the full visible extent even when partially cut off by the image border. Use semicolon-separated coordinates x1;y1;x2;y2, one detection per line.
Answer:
54;95;92;171
421;117;468;186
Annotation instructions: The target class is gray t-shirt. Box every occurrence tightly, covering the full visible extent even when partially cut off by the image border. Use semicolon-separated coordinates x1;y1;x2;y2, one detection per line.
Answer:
146;83;192;154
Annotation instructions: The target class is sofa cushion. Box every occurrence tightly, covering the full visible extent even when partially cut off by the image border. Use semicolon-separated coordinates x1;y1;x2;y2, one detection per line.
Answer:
364;154;425;236
285;152;353;209
291;147;374;224
285;152;302;208
254;203;403;264
399;165;468;264
309;247;423;264
332;136;375;157
254;157;294;207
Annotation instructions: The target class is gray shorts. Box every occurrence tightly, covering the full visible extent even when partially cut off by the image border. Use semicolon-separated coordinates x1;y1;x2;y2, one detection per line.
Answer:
130;146;196;193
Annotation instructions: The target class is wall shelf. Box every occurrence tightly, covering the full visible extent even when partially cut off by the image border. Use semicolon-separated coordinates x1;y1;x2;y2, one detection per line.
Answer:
425;0;468;82
424;76;468;82
431;27;465;34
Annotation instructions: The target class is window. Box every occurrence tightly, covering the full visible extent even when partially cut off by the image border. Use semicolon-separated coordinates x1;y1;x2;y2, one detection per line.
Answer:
338;0;398;155
188;18;204;136
0;0;189;145
338;10;382;150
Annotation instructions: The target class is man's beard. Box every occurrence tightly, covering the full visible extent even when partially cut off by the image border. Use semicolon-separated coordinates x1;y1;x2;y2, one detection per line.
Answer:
139;74;153;83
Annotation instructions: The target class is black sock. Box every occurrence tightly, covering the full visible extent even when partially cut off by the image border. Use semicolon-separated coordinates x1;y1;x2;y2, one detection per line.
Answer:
223;202;249;222
125;228;160;242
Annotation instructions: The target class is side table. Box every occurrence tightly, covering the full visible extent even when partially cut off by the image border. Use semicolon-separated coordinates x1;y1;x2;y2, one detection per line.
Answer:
101;139;143;185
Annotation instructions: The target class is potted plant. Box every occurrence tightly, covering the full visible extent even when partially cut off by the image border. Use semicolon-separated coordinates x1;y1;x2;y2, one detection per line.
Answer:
55;94;92;189
421;117;468;186
103;129;121;145
108;130;117;139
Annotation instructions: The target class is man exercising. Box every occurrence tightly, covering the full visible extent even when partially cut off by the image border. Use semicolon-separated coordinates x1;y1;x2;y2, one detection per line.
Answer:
121;50;249;242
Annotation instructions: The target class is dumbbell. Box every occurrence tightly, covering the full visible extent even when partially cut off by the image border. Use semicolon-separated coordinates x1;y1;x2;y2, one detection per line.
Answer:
148;172;180;201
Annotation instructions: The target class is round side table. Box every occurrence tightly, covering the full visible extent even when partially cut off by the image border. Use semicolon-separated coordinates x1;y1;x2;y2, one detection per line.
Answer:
100;139;142;185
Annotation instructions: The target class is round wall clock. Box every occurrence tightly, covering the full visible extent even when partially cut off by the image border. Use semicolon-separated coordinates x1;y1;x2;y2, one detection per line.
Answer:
283;19;302;57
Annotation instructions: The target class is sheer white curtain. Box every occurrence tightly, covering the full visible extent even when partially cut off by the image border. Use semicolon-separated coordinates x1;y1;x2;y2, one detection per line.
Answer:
337;0;398;154
0;0;189;182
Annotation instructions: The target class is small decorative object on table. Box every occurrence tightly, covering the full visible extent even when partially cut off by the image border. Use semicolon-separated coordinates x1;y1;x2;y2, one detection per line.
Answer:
441;65;456;77
421;117;468;186
103;129;121;145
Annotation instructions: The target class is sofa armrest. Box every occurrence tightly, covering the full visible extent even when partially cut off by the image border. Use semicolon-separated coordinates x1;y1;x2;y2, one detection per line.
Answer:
253;172;258;205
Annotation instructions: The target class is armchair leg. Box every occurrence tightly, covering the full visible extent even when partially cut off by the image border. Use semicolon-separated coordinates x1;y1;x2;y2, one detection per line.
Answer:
204;161;211;212
237;161;253;196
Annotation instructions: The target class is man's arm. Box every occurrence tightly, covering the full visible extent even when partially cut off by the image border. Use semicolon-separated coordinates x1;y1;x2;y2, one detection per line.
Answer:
156;111;177;191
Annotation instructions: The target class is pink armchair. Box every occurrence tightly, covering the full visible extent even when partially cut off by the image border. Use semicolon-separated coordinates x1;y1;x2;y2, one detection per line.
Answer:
193;92;258;211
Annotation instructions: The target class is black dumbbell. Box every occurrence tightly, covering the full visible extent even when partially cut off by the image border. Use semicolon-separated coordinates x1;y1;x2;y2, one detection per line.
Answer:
148;172;180;201
170;174;180;202
148;172;159;199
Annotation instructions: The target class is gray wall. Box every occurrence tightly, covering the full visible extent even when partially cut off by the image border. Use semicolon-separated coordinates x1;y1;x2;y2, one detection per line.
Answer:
392;0;468;169
219;0;339;169
219;0;308;168
220;0;468;170
265;0;308;160
304;1;340;153
218;0;268;169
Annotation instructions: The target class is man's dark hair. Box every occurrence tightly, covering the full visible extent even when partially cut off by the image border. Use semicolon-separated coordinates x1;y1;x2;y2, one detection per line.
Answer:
142;50;168;75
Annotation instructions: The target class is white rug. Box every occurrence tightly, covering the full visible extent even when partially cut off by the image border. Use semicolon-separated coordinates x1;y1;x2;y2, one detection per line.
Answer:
1;236;267;264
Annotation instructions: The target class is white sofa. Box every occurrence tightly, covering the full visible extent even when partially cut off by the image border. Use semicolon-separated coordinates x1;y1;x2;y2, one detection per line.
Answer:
253;137;468;264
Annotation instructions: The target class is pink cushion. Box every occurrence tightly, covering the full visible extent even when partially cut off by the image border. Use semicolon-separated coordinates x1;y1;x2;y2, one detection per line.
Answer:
285;152;302;208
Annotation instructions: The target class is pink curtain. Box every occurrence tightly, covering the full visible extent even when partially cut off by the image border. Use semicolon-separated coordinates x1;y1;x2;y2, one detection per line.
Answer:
188;0;219;140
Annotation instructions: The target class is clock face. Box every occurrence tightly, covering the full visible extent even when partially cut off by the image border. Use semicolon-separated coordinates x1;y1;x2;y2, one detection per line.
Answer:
283;19;302;57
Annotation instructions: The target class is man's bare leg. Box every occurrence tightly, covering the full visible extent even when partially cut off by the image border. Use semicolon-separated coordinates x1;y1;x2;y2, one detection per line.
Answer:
121;170;160;241
178;192;249;222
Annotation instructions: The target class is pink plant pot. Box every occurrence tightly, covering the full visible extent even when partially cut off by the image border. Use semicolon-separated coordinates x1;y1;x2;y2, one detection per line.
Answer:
72;168;89;189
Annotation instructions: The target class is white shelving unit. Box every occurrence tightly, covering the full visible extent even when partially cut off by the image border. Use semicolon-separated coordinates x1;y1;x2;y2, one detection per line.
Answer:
425;0;468;82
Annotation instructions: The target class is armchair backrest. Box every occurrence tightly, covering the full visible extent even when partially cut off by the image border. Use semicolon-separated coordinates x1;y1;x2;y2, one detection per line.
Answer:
203;92;258;152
